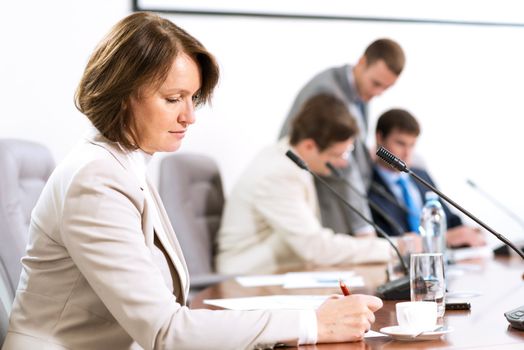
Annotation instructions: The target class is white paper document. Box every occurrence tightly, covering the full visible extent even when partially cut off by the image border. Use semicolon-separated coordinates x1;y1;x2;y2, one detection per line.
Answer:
450;246;494;261
204;295;328;310
235;274;287;287
365;330;388;338
235;270;361;289
284;276;364;289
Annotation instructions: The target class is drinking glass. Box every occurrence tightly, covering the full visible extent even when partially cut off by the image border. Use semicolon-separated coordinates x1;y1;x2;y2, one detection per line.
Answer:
410;253;446;317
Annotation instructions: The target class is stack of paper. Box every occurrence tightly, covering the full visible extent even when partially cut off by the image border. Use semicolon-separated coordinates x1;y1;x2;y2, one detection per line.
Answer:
235;274;287;287
450;246;494;261
204;295;328;310
235;270;364;289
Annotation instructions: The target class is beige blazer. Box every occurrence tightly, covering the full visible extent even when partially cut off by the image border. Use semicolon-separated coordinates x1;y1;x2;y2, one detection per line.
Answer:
2;134;301;350
216;139;392;275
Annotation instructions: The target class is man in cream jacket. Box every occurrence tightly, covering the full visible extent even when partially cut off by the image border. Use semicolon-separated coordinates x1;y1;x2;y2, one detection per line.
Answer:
216;94;394;275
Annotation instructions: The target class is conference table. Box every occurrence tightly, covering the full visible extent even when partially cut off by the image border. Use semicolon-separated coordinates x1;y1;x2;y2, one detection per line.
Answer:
191;254;524;349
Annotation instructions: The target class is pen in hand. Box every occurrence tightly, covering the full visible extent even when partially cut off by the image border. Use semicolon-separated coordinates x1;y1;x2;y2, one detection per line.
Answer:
339;279;370;334
339;279;351;296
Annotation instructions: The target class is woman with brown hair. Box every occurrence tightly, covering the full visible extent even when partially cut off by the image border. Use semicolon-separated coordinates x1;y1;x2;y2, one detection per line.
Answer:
3;12;382;350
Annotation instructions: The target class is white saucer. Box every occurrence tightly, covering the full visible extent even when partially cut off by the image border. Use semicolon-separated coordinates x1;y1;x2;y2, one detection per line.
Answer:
379;325;453;341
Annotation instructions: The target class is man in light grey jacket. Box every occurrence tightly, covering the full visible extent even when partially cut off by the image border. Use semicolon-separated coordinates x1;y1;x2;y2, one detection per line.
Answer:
279;39;405;236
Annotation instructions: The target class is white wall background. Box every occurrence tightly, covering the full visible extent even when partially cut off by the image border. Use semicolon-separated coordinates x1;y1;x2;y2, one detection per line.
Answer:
1;1;523;246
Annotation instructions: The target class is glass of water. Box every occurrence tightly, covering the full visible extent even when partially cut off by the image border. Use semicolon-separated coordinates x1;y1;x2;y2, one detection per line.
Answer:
410;253;446;317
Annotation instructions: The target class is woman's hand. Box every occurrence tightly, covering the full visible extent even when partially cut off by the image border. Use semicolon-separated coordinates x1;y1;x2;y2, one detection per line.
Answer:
316;294;383;343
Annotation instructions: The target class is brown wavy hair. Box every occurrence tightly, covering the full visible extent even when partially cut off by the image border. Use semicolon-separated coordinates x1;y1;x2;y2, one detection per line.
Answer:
75;12;219;149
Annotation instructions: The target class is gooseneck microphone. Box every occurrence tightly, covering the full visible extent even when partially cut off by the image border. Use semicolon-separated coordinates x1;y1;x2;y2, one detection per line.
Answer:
286;150;410;299
376;147;408;172
376;146;524;329
325;161;406;237
376;146;524;261
466;178;524;231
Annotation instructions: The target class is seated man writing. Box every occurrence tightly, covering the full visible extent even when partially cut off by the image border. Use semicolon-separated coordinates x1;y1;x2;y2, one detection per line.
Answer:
216;93;402;274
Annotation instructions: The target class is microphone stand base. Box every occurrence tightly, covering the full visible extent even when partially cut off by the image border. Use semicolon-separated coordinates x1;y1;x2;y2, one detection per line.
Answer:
376;275;410;300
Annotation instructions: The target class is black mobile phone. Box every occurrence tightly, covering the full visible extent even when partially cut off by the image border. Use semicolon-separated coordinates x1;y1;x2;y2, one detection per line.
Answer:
445;301;471;310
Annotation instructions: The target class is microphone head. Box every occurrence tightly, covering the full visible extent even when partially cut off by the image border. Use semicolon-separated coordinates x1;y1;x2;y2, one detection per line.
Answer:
376;146;408;172
325;162;342;178
285;150;309;170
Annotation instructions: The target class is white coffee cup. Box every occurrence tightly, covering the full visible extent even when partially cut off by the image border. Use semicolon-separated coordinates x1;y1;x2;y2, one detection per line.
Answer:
396;301;438;332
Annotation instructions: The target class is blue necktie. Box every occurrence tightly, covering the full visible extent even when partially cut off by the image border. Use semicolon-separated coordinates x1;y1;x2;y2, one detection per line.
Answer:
396;177;420;233
355;100;367;129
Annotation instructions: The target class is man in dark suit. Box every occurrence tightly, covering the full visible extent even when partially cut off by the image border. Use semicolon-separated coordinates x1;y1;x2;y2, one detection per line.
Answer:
369;108;486;247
